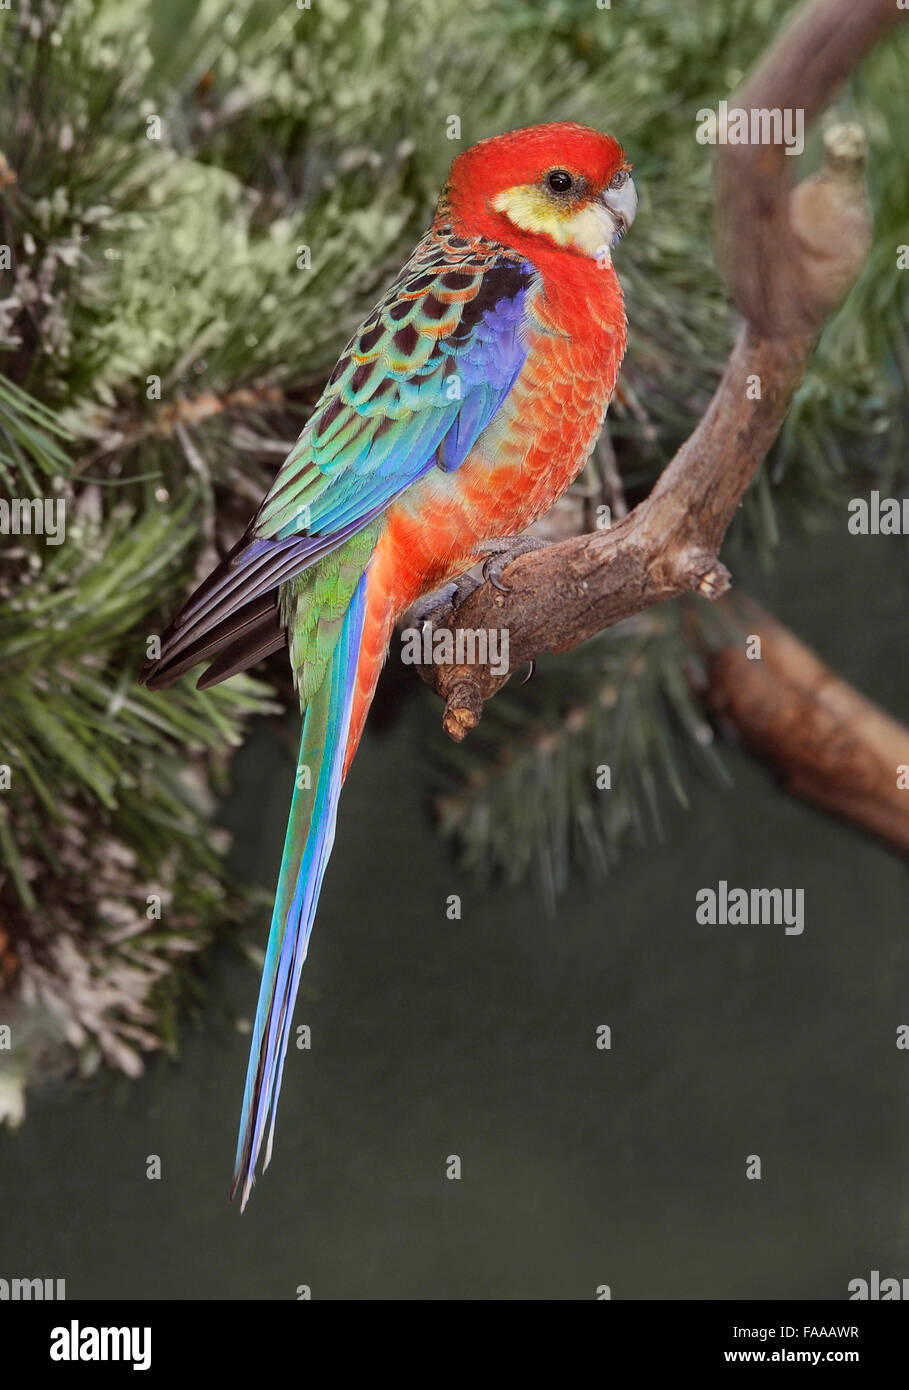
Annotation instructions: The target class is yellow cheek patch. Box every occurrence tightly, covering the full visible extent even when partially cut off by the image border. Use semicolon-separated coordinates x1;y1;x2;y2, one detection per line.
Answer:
491;184;613;259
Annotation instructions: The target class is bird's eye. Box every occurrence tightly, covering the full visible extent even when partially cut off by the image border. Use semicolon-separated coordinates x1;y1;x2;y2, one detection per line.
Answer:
546;169;574;194
608;169;629;190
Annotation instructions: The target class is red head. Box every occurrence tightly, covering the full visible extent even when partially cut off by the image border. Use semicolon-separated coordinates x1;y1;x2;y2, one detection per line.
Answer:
442;122;636;265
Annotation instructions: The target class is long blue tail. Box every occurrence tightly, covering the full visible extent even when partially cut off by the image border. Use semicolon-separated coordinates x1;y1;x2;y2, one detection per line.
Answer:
231;576;367;1209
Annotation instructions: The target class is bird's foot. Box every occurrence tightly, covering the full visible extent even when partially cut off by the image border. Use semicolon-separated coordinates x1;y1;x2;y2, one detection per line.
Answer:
406;582;459;627
450;573;482;612
475;534;549;594
408;576;483;620
415;536;549;620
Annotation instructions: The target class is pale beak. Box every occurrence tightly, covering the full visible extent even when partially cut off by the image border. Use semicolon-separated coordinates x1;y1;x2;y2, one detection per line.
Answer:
601;175;637;242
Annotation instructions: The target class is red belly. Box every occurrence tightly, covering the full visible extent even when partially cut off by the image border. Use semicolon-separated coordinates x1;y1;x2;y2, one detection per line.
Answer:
380;316;624;607
343;267;627;774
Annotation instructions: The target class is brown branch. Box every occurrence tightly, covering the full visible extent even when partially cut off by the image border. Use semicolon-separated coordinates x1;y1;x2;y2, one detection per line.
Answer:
716;0;903;337
704;600;909;856
411;0;903;742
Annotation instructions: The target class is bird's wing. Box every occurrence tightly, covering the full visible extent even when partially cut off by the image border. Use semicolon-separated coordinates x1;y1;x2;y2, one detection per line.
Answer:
141;229;536;690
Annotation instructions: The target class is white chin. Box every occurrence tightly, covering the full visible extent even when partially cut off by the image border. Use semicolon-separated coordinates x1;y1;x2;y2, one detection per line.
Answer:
568;204;618;261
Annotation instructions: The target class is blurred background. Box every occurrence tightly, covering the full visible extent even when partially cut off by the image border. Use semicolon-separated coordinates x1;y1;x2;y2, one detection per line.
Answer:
0;0;907;1298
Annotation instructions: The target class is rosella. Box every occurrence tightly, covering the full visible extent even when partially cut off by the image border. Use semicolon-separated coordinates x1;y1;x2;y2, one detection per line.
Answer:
140;122;636;1208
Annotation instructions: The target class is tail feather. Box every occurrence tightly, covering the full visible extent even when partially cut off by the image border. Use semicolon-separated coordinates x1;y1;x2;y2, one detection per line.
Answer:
230;574;368;1210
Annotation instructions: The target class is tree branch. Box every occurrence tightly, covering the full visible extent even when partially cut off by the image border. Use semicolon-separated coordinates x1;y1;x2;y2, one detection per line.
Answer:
703;600;909;856
716;0;903;337
409;0;903;742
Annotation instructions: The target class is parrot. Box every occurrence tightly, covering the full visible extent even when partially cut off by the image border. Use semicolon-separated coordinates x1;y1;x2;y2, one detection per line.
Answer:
139;121;637;1209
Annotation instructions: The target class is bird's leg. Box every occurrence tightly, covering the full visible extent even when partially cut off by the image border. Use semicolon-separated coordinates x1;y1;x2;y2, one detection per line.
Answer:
475;534;549;593
411;534;549;622
449;572;482;612
406;581;461;627
407;573;483;623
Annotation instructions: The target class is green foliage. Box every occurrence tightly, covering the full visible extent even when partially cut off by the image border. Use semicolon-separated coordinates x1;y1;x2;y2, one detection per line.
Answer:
0;374;275;1111
0;372;71;490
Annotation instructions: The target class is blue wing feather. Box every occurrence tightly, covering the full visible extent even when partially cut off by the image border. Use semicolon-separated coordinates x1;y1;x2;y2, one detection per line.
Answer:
149;233;536;673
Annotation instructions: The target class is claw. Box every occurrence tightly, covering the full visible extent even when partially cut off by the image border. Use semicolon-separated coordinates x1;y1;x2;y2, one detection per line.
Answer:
482;555;512;594
476;534;548;595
